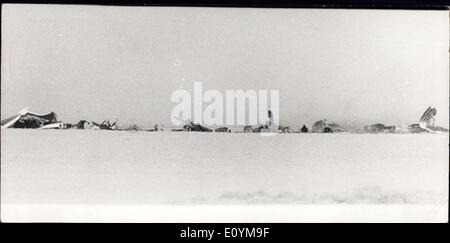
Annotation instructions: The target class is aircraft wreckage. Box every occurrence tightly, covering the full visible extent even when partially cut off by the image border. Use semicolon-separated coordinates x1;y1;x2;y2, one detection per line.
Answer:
408;106;448;133
311;119;346;133
1;107;119;130
1;107;66;129
2;106;447;133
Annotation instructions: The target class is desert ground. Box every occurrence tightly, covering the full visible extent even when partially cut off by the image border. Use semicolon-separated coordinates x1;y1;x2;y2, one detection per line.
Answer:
2;129;448;206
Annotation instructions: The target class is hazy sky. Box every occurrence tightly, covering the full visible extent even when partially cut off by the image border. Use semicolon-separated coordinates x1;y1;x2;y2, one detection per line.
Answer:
2;5;449;128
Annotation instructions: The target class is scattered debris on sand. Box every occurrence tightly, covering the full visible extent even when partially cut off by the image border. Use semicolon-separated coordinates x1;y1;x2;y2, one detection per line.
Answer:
426;125;448;132
364;124;396;133
278;126;291;133
408;124;430;133
311;119;346;133
183;121;212;132
171;128;185;132
1;107;62;129
90;120;118;130
300;125;309;133
407;106;448;133
214;127;231;133
146;124;165;132
74;120;90;129
155;124;164;131
241;110;279;133
243;125;254;133
311;119;328;133
419;106;437;127
126;124;142;131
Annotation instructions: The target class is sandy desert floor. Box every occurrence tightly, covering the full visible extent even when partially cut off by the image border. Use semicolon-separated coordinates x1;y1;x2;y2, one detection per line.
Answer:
1;129;448;206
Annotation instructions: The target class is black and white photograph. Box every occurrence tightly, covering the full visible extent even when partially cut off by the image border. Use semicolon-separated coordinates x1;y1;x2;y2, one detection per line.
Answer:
1;3;449;224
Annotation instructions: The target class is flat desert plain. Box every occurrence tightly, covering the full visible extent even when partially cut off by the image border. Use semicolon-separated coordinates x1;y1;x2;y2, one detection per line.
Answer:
1;129;448;222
